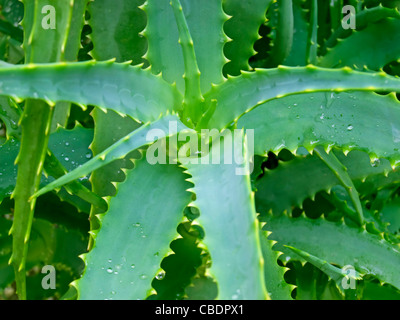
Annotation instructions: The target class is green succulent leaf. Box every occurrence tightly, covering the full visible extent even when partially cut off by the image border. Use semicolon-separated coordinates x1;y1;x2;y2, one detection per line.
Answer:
268;0;294;66
0;125;95;204
285;245;362;295
286;260;345;300
283;0;309;66
88;0;147;65
262;213;400;290
205;66;400;130
0;216;88;299
319;18;400;70
306;0;317;64
144;0;226;95
313;146;364;226
324;6;400;52
223;0;272;75
238;91;400;167
260;230;294;300
21;0;88;63
0;60;182;123
380;198;400;235
255;149;400;215
183;131;268;300
74;156;191;300
10;0;90;299
34;114;193;198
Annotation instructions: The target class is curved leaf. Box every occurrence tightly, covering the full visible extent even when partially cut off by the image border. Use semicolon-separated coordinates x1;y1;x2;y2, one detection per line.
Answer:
88;0;147;65
313;146;364;226
319;18;400;70
34;115;193;198
0;126;95;203
0;216;88;299
268;0;294;66
285;245;362;295
21;0;88;63
10;0;89;299
0;60;182;122
255;150;400;215
170;0;203;124
205;66;400;129
88;108;141;248
306;0;317;64
0;95;22;140
144;0;226;94
381;198;400;235
262;213;400;290
238;91;400;167
323;6;400;52
74;156;191;300
183;131;268;300
223;0;272;75
260;230;294;300
283;0;309;66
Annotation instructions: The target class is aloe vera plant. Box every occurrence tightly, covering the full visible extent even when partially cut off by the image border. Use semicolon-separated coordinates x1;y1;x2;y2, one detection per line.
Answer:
0;0;400;301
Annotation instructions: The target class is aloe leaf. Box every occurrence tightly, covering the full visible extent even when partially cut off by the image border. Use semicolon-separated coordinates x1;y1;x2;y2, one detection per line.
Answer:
11;0;87;297
43;147;106;213
10;99;55;300
170;0;203;124
262;213;400;290
329;0;343;32
306;0;317;64
285;245;362;294
223;0;272;75
0;60;182;123
0;19;23;43
178;0;227;93
361;281;400;300
88;0;146;65
255;150;400;215
183;131;268;300
260;231;294;299
287;261;344;300
87;109;141;250
0;139;18;202
324;6;400;52
319;18;400;70
0;216;88;299
34;115;192;198
74;157;191;299
143;0;183;90
52;0;90;130
0;0;24;34
283;0;309;66
87;0;148;244
313;146;364;226
268;0;294;66
151;222;203;299
237;91;400;167
0;125;95;204
144;0;226;95
0;96;21;140
380;198;400;235
22;0;88;62
205;66;400;130
364;0;400;9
